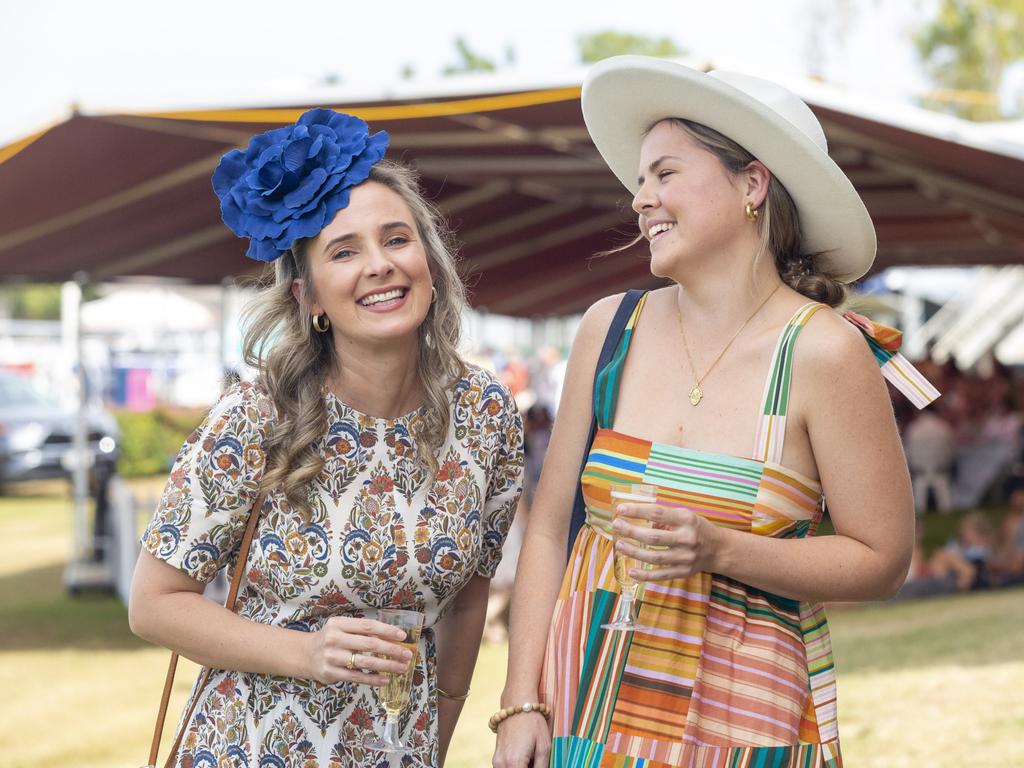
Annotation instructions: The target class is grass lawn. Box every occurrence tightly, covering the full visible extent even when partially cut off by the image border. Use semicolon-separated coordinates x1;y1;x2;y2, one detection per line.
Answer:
2;484;1021;767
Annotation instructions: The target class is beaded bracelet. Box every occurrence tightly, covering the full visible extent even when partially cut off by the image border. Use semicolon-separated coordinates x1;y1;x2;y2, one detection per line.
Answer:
488;702;551;733
437;686;471;702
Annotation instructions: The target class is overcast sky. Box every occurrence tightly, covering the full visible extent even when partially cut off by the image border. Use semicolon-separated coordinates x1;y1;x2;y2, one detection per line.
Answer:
0;0;936;145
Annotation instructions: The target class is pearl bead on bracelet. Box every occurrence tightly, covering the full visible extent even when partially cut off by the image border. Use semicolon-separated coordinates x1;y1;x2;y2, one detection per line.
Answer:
488;702;551;733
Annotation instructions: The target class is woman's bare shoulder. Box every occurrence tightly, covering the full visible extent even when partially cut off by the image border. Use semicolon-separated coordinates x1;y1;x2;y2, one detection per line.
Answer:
572;292;628;355
795;305;888;405
798;305;875;366
580;292;626;327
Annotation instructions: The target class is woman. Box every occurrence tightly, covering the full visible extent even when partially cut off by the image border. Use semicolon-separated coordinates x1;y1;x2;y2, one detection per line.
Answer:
129;109;523;768
492;57;938;767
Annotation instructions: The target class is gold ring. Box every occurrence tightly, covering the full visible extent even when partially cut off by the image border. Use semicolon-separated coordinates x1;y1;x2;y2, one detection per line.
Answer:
346;651;359;671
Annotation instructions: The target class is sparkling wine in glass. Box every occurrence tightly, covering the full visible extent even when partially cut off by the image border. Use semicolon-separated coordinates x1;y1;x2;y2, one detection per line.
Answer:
602;482;657;632
364;608;424;754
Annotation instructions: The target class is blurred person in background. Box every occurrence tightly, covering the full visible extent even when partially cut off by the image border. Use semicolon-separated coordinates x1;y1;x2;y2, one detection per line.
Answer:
936;510;995;590
523;404;554;509
501;354;531;403
992;476;1024;584
903;400;955;514
129;110;523;768
493;57;938;768
898;517;971;598
978;361;1021;447
532;346;567;417
484;403;555;643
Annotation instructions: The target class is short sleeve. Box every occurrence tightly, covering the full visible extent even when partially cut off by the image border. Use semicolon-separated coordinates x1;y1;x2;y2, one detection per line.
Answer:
141;381;274;583
476;384;525;579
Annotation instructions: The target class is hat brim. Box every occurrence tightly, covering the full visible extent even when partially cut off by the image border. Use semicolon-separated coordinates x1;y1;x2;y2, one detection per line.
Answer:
582;56;876;283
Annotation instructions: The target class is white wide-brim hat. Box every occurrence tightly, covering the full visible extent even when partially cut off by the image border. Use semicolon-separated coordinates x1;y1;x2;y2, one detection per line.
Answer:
582;56;876;283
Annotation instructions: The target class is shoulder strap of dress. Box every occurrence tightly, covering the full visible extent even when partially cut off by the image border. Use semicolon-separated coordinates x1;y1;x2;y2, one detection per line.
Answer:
751;305;942;464
843;310;941;409
592;290;649;429
566;289;647;561
752;302;826;463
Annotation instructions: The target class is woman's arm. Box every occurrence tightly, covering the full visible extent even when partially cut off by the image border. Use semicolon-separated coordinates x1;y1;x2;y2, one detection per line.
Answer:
617;313;916;602
129;550;412;684
492;295;620;768
130;383;417;692
432;574;490;765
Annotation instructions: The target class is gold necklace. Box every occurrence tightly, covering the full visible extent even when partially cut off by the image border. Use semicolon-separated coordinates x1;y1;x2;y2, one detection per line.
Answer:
677;283;782;406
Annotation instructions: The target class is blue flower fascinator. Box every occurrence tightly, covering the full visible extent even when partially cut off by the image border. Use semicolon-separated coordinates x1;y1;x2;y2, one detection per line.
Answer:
211;109;389;262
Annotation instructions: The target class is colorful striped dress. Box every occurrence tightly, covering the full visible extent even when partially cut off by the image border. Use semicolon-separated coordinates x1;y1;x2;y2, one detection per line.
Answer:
540;295;938;768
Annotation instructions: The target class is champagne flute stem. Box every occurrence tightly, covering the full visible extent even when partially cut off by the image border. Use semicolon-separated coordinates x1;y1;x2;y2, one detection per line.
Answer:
608;587;635;625
621;589;636;622
382;714;400;747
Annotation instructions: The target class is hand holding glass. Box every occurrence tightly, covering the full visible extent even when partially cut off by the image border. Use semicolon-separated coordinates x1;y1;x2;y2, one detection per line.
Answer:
602;483;657;631
364;608;424;754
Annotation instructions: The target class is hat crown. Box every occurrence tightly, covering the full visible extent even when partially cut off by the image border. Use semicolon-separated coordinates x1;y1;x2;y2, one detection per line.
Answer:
708;70;828;154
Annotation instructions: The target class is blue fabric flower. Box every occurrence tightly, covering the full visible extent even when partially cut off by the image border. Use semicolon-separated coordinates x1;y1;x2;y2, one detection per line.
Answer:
211;109;389;262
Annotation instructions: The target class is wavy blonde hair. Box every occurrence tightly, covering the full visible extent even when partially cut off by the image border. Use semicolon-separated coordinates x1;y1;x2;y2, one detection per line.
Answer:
242;161;468;513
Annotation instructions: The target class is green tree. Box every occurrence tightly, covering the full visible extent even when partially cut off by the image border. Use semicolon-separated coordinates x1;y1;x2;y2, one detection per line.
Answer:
1;283;101;320
577;31;685;64
914;0;1024;120
442;37;498;76
3;284;62;320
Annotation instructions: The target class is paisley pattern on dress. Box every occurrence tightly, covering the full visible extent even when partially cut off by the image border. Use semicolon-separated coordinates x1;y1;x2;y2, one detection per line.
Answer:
143;368;523;767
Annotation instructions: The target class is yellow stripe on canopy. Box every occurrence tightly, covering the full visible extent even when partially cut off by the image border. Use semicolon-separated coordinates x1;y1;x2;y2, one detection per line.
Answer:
0;87;583;166
137;87;583;123
0;128;48;165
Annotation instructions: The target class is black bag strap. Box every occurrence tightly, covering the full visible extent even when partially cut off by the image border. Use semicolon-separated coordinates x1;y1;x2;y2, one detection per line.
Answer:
566;289;646;560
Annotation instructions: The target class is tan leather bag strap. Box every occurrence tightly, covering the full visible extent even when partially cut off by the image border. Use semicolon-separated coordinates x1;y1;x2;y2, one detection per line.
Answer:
146;494;265;768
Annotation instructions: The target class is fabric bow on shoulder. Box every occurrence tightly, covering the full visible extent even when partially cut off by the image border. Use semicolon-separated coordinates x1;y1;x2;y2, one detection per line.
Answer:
842;310;940;409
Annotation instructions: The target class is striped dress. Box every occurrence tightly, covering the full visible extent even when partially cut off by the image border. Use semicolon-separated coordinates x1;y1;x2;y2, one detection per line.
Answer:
540;295;938;768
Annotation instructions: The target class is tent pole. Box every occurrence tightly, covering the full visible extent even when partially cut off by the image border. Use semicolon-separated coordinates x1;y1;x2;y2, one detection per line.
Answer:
62;272;111;593
61;276;88;579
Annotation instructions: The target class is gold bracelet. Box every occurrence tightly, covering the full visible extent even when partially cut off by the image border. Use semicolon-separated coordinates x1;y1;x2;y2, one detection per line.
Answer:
436;686;470;701
488;702;551;733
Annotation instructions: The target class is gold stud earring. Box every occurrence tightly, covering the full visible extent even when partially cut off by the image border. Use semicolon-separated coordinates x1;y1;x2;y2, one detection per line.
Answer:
745;202;759;221
430;286;438;304
312;313;330;333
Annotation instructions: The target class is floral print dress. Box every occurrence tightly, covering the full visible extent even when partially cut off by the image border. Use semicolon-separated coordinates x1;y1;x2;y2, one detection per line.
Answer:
142;366;524;767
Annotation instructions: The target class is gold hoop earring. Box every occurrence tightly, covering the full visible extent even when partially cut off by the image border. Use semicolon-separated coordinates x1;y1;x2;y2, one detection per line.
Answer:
430;286;438;304
745;202;759;221
312;313;330;333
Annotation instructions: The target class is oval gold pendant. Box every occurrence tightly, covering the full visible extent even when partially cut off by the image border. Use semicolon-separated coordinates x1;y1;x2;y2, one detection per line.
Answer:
688;385;703;406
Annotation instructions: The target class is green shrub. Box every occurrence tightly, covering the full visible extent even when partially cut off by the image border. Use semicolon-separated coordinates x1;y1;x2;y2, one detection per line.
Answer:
112;407;206;478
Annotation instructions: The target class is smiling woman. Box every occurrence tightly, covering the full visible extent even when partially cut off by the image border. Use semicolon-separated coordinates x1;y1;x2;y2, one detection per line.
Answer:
493;57;939;768
246;161;468;508
127;110;523;768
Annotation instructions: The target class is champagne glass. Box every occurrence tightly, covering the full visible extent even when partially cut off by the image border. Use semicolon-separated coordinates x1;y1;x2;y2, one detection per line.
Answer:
602;483;657;631
364;608;425;754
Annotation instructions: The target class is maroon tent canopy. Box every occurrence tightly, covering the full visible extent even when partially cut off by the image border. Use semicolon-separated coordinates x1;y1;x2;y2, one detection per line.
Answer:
2;84;1022;316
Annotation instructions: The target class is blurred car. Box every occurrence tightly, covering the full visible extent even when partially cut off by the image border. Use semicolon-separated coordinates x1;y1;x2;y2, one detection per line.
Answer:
0;372;120;493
